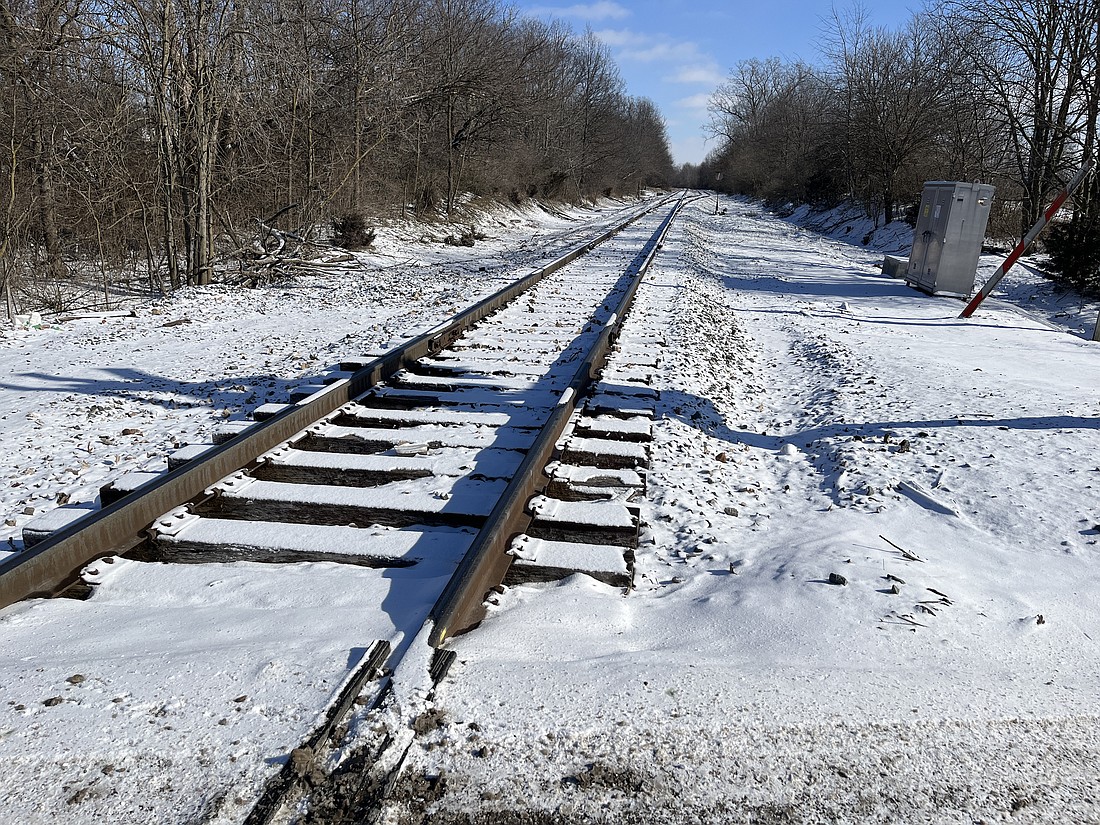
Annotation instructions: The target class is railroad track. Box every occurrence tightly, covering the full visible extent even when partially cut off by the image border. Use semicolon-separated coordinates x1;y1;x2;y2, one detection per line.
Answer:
0;192;689;822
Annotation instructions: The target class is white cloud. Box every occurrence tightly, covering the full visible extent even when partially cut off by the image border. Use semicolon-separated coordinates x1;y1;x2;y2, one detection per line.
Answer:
669;133;711;166
528;2;630;21
667;64;724;86
620;41;680;63
596;33;703;64
676;93;713;113
594;30;719;84
592;28;650;48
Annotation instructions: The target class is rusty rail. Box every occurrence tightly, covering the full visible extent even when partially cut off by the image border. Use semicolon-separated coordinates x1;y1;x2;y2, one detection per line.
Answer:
427;192;688;646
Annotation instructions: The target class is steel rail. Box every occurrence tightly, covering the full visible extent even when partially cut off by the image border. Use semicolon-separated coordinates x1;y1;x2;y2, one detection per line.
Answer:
244;194;692;825
427;192;688;646
0;195;675;611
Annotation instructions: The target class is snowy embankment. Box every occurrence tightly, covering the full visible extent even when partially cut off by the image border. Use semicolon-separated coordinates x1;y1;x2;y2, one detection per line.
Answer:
382;196;1100;823
785;200;1100;339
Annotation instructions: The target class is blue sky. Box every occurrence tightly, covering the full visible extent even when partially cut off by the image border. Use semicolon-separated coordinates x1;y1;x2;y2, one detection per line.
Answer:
514;1;919;165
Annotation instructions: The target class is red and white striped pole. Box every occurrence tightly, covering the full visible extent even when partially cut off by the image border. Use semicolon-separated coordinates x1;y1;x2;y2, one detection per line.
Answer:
960;159;1095;318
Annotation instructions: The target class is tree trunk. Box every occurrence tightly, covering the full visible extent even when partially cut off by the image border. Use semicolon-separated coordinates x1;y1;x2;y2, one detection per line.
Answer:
156;0;182;289
446;98;455;214
31;118;65;283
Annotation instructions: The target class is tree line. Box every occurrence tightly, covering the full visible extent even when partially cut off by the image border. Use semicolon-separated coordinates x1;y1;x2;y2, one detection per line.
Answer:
694;0;1100;294
0;0;675;311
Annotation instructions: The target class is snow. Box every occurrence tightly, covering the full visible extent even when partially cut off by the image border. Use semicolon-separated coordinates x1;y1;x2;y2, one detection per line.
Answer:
564;436;649;460
1;191;1099;822
0;196;651;558
547;462;645;489
339;405;517;427
527;495;636;528
102;470;164;496
0;195;660;821
268;447;434;473
393;371;560;392
368;384;563;409
380;196;1100;823
577;414;652;437
20;501;99;544
167;442;217;466
0;558;446;823
215;476;508;519
310;421;532;450
508;535;630;576
152;514;475;564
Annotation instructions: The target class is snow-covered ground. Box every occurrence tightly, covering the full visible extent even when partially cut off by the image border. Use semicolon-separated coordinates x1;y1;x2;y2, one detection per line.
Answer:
379;196;1100;823
785;200;1100;340
0;197;650;560
0;195;658;823
1;192;1098;823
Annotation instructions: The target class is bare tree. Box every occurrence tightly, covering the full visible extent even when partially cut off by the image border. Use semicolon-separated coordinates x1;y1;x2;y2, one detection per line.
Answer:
937;0;1095;232
1045;3;1100;292
0;0;86;289
820;7;962;222
0;0;676;310
707;58;829;202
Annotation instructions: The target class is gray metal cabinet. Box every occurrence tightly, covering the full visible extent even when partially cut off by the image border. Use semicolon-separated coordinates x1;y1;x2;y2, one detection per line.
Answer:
906;181;995;297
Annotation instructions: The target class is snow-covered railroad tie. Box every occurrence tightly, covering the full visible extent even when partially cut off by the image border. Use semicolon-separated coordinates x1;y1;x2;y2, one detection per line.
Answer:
0;192;688;823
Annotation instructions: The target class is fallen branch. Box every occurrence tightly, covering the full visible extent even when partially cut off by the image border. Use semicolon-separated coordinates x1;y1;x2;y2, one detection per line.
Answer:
882;611;927;628
879;534;925;563
55;309;137;323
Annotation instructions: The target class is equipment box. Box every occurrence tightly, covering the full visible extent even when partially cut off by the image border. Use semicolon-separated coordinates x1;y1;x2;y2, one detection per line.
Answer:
881;255;908;277
906;181;994;297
